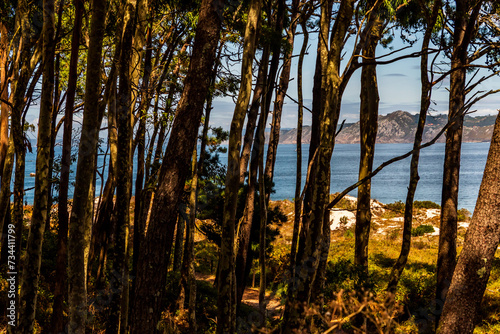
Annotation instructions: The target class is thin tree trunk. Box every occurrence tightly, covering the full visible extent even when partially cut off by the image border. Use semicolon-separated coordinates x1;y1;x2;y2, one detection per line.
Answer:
50;0;84;330
108;0;137;330
437;111;500;334
239;47;269;184
354;7;382;274
18;0;55;330
68;0;107;331
235;47;269;308
130;1;223;332
290;12;308;278
387;0;441;292
436;0;481;307
217;1;261;332
264;0;299;200
282;0;356;330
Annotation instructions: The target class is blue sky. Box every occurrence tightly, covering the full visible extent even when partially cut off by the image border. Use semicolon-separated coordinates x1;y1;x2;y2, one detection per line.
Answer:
209;29;500;130
25;27;499;133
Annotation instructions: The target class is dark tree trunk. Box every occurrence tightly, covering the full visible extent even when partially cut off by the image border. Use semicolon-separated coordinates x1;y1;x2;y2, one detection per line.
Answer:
217;1;261;331
50;0;84;330
437;111;500;333
437;0;482;307
18;0;55;330
67;0;107;331
387;0;441;292
130;1;223;332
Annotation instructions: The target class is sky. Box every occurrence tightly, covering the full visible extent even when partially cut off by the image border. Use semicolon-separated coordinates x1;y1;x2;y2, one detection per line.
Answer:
24;23;500;134
208;28;500;130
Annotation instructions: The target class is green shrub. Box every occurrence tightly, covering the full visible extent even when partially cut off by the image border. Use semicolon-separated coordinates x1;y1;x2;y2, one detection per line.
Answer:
457;208;471;221
411;224;435;237
413;201;441;209
386;200;405;214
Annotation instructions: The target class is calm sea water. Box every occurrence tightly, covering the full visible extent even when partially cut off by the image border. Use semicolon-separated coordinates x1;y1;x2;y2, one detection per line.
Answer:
21;141;489;213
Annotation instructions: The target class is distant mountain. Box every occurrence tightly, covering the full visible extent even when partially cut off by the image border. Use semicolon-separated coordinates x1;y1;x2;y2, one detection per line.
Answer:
275;110;496;144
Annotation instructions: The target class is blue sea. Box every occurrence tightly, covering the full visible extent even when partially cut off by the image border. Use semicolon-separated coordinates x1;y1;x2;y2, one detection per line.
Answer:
21;141;489;213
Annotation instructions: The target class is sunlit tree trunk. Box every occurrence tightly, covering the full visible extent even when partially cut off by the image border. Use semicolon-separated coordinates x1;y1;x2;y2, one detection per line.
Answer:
437;0;481;308
354;6;382;274
50;0;84;330
18;0;55;330
387;0;441;292
264;0;299;200
68;0;107;331
108;0;138;331
235;46;269;308
130;1;223;332
437;111;500;333
239;47;269;184
217;1;261;332
282;0;355;330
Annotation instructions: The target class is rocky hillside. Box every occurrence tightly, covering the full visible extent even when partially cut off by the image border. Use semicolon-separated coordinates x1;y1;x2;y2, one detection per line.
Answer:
276;110;495;144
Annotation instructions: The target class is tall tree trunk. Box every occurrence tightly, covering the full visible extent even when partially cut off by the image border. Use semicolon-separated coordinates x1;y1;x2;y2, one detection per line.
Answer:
264;0;299;199
290;12;308;279
238;47;269;184
437;111;500;334
282;0;356;330
50;1;84;330
130;1;223;332
354;7;382;274
217;1;261;332
68;0;107;331
235;47;269;308
18;0;55;330
172;214;185;271
436;0;481;307
108;0;137;331
387;0;441;292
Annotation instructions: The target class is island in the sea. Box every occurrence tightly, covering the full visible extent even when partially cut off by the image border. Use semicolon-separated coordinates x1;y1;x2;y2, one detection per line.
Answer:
276;110;496;144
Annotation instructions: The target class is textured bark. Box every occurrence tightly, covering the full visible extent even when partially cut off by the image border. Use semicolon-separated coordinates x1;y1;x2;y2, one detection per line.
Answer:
238;48;269;184
68;0;107;332
217;1;261;332
18;0;55;330
354;6;382;274
235;47;269;308
130;1;223;332
282;0;355;330
290;11;309;284
50;0;84;330
437;111;500;333
172;215;185;271
387;0;441;292
107;0;138;331
437;0;482;307
264;0;299;199
0;138;13;233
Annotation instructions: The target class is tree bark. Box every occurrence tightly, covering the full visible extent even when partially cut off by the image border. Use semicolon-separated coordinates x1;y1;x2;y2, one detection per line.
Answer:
68;0;107;331
50;0;84;330
18;0;55;330
264;0;299;199
387;0;441;292
282;0;356;330
437;0;482;307
354;5;382;274
437;111;500;333
108;0;137;330
130;1;223;332
217;1;261;332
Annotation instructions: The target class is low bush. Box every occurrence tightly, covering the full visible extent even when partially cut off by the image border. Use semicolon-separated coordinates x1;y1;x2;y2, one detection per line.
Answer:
411;224;435;237
413;201;441;209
